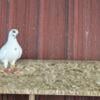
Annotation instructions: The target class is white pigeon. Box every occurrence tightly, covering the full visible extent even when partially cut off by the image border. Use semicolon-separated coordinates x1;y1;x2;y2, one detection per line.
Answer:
0;29;22;71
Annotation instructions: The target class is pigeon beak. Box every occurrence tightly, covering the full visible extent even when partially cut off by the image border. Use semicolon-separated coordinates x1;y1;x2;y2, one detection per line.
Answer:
16;32;19;36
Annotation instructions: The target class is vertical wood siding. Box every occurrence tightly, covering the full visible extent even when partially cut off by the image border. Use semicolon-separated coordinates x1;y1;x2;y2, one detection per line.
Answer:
0;0;8;47
68;0;100;60
38;0;67;59
0;0;100;100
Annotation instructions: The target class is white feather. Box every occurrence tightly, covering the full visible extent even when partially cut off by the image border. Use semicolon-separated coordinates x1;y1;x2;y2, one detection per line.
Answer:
0;29;22;68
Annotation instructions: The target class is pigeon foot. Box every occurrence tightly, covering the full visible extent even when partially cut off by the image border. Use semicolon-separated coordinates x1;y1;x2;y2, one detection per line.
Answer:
4;67;17;74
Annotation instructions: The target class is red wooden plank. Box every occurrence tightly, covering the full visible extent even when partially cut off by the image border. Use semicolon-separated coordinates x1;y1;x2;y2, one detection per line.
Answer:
1;94;29;100
37;95;46;100
78;0;84;59
91;0;100;60
73;0;79;59
14;95;28;100
46;95;65;100
0;95;2;100
82;0;92;59
7;95;14;100
0;0;8;47
37;95;65;100
38;0;67;59
65;96;100;100
67;0;74;59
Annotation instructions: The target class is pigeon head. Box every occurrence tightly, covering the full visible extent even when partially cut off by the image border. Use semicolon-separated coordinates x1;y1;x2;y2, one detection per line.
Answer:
9;29;19;38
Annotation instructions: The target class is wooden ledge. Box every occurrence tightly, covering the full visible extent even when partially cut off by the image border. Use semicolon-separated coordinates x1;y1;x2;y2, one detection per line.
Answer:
0;60;100;96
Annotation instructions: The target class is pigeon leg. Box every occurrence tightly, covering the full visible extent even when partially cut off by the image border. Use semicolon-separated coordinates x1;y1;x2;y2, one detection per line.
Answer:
3;60;10;73
11;60;16;68
4;60;16;73
10;60;17;73
3;60;8;68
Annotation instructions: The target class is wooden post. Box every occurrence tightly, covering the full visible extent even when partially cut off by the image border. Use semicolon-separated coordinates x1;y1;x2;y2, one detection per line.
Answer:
29;95;35;100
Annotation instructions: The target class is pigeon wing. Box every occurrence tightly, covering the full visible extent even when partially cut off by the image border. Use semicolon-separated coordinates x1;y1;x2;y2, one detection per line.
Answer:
0;43;9;60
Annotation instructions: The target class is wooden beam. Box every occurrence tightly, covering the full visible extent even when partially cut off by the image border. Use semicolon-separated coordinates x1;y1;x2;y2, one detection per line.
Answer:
29;95;35;100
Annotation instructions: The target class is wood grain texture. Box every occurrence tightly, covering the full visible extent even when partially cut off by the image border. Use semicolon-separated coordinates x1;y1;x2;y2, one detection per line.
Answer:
38;0;67;59
36;95;65;100
0;95;2;100
0;0;8;47
65;96;100;100
1;95;28;100
43;95;65;100
68;0;100;60
36;95;46;100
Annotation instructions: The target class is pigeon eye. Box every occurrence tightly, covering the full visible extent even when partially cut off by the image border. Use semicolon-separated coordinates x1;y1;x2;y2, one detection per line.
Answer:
13;30;16;33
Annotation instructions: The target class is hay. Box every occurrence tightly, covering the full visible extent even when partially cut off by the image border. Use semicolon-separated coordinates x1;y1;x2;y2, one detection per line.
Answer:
0;60;100;96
